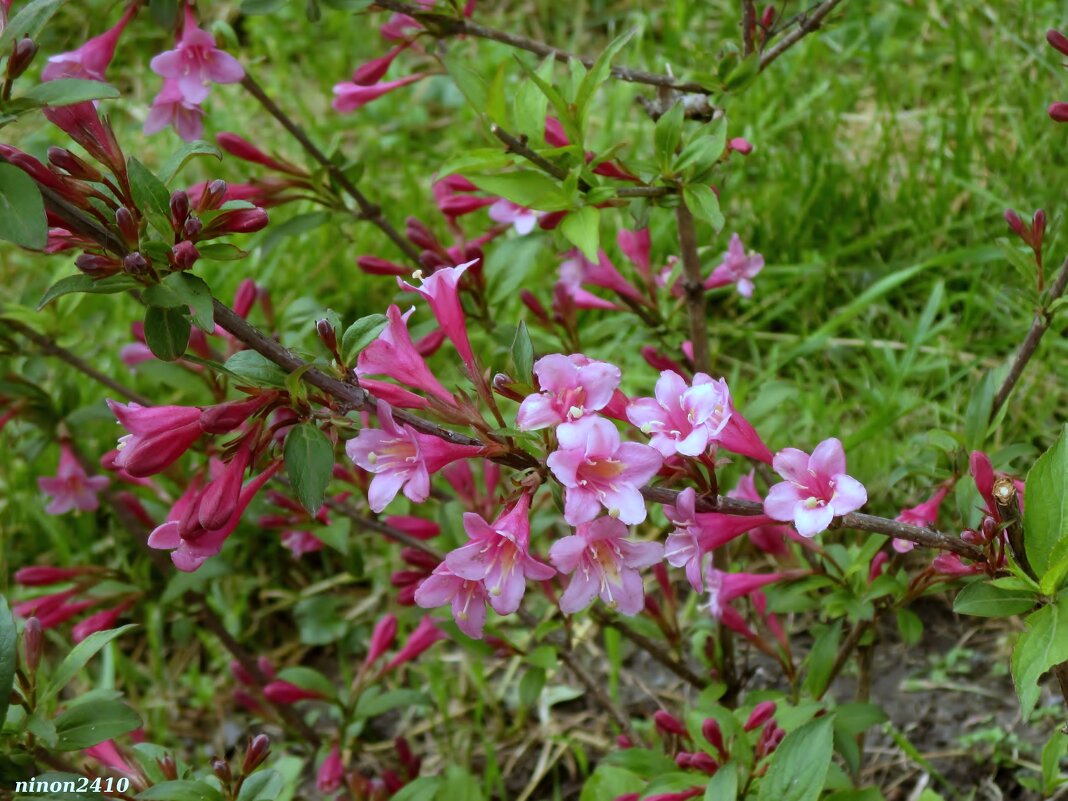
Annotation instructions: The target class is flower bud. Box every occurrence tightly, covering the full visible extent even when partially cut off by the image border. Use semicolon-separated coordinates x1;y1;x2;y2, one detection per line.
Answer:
233;278;258;318
728;137;753;155
263;680;323;704
364;614;398;669
212;758;232;784
115;207;139;247
689;752;719;775
170;240;200;270
358;255;409;276
981;515;998;541
75;252;120;277
674;751;693;769
405;216;439;251
316;745;344;793
1048;29;1068;57
158;753;178;781
1033;208;1047;247
960;528;983;545
653;710;687;737
197;179;228;212
1049;102;1068;123
744;701;777;732
7;37;38;81
760;5;776;27
15;566;94;586
22;617;42;673
47;146;101;181
242;734;271;774
317;318;338;354
200;395;272;435
201;207;269;238
170;190;191;227
701;718;726;757
183;216;203;240
385;515;440;540
492;373;526;402
217;132;298;174
1004;209;1029;242
519;290;550;324
123;252;149;275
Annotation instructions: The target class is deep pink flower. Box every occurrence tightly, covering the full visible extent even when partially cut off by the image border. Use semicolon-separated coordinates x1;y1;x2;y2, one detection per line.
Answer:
398;260;478;370
352;44;408;85
193;443;252;532
150;5;244;103
144;78;205;141
356;305;454;404
516;353;621;430
345;401;482;512
43;3;137;81
703;565;785;639
263;680;323;704
559;249;644;304
415;564;490;638
728;472;792;554
488;200;539;235
547;415;663;525
107;400;203;477
317;746;345;794
84;740;136;776
627;371;731;457
893;484;950;553
716;409;774;464
43;103;123;172
383;616;446;669
281;530;324;558
444;493;555;615
385;515;440;540
932;553;981;576
332;73;425;112
744;701;777;731
1049;102;1068;123
548;517;663;615
617;228;651;278
364;614;398;669
763;438;867;537
703;234;764;297
15;566;95;586
72;600;132;643
37;444;109;514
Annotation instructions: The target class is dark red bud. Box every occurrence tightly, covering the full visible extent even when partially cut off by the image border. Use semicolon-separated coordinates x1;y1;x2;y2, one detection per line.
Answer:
760;5;776;27
233;278;258;318
419;250;447;271
242;734;271;774
674;752;693;769
115;207;138;246
200;395;271;434
158;753;178;781
981;516;998;541
316;318;338;354
1048;29;1068;57
1048;102;1068;123
492;373;526;403
701;718;726;757
170;190;191;226
405;216;439;251
744;701;777;732
357;255;409;276
171;240;200;270
519;290;550;323
1004;209;1029;241
47;146;101;181
22;617;42;672
1033;208;1047;245
123;252;149;275
212;758;232;784
961;528;983;545
201;208;269;238
183;216;203;240
7;37;38;80
197;179;228;212
654;710;688;737
75;252;120;277
689;753;719;775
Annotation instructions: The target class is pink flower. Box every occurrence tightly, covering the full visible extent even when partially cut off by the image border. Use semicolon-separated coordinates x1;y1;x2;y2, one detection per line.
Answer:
893;484;950;553
37;444;109;514
150;5;244;104
488;200;539;235
703;565;785;638
317;746;345;794
43;3;137;81
281;530;324;558
144;78;205;141
72;600;132;643
763;438;867;537
728;472;792;555
345;401;482;512
108;400;203;477
356;305;454;404
546;416;663;525
617;228;651;278
626;371;731;457
15;566;95;586
84;740;136;776
559;249;644;304
399;261;478;370
364;614;398;669
332;73;425;112
516;353;621;430
352;44;408;85
263;681;323;704
444;493;555;615
548;517;663;615
932;553;980;576
704;234;764;297
383;616;446;669
415;563;490;638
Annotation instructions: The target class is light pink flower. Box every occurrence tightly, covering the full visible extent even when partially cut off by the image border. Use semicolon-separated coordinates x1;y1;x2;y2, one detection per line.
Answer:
546;415;663;525
332;73;425;112
43;3;137;81
37;444;109;514
444;493;555;615
107;400;203;477
345;401;481;512
488;200;539;235
150;5;244;104
356;305;454;404
704;233;764;297
763;438;867;537
728;472;792;555
398;261;478;370
414;565;490;638
548;517;663;615
892;484;950;553
144;78;205;141
627;371;731;457
516;353;621;431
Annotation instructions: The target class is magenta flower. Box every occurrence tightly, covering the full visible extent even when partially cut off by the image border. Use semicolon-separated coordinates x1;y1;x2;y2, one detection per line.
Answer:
763;438;867;537
281;530;324;558
144;79;205;141
317;746;345;794
356;305;454;404
547;415;663;525
728;472;792;555
703;565;785;639
548;517;663;615
559;249;645;305
107;400;203;477
84;740;136;777
72;600;132;643
516;353;621;431
399;260;478;370
444;493;555;615
703;233;764;297
488;200;539;235
414;564;491;638
150;5;244;104
383;615;446;669
37;444;109;514
332;73;425;113
617;228;651;278
893;484;950;553
43;3;137;82
345;401;482;512
627;371;731;457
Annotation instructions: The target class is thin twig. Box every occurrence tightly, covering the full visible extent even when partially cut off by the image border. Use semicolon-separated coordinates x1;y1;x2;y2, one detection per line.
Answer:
758;0;848;72
674;199;710;374
590;608;707;689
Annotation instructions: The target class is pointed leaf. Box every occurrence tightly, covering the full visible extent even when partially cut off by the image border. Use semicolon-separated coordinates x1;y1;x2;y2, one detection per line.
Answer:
0;162;47;248
284;423;334;515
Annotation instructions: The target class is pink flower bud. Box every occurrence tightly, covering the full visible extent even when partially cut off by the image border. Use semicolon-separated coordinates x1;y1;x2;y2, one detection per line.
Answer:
76;253;121;277
183;216;203;240
364;613;398;668
1033;208;1047;245
72;601;132;643
616;734;633;749
1004;209;1029;241
15;566;94;586
383;616;445;671
729;137;753;155
689;752;719;775
405;216;439;252
200;395;272;434
1048;29;1068;57
22;617;43;672
868;550;889;583
262;680;323;704
197;179;228;212
47;147;101;181
170;190;191;227
744;701;776;732
233;278;258;318
701;718;726;757
674;752;693;769
317;746;345;793
358;255;410;276
201;207;269;238
217;132;297;174
170;240;200;270
197;445;252;531
123;252;149;275
230;659;255;686
654;710;688;737
1049;102;1068;122
437;194;495;217
158;752;178;780
384;516;440;540
544;117;570;147
242;735;271;774
351;44;406;85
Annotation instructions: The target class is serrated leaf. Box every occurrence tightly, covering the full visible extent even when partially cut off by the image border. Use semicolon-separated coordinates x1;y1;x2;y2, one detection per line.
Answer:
54;700;141;750
340;313;388;365
953;581;1036;617
127;157;173;236
0;162;47;249
758;715;834;801
683;184;724;232
144;305;190;361
1025;424;1068;583
284;423;333;515
22;79;119;107
560;206;600;261
0;596;16;727
42;625;138;701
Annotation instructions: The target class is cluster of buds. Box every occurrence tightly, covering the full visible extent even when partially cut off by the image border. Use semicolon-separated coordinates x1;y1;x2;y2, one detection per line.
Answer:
320;737;423;800
13;565;137;642
230;656;325;713
165;182;269;273
1004;207;1047;285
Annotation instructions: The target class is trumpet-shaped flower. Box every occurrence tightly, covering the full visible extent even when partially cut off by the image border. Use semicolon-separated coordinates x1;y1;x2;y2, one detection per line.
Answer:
399;260;478;370
546;416;663;525
144;78;205;141
703;233;764;297
357;305;454;404
150;5;244;104
763;438;867;537
627;371;731;457
517;353;621;431
332;73;425;113
43;3;137;82
548;517;663;615
414;564;490;638
38;444;109;514
107;400;203;477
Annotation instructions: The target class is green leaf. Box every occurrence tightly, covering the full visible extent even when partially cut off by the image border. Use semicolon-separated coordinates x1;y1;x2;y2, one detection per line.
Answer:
438;765;484;801
127;157;173;237
240;0;287;11
682;184;724;232
704;765;738;800
1025;424;1068;583
467;171;569;211
224;350;289;388
138;780;226;801
258;210;331;255
654;102;685;166
510;321;534;381
1011;597;1068;717
1042;730;1067;796
144;305;191;361
355;688;430;719
513;63;551;143
560;206;601;261
143;273;214;332
802;622;841;698
390;778;441;801
340;313;388;365
284;423;334;515
0;596;16;727
22;79;120;107
54;700;141;750
0;0;63;54
236;770;284;801
0;162;47;249
953;581;1036;617
518;667;546;707
159;141;222;183
963;371;995;451
42;625;138;702
274;666;337;699
758;715;835;801
675;120;728;175
575;31;635;126
196;242;248;261
36;274;140;309
895;607;922;645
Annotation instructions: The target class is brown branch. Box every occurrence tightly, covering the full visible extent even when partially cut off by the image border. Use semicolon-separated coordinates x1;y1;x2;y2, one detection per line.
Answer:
490;124;570;182
674;200;710;374
990;255;1068;418
758;0;848;72
238;72;422;267
590;608;707;690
